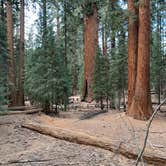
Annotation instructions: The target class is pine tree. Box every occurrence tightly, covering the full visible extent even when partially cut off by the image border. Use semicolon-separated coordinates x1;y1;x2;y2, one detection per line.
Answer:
25;1;70;112
93;48;110;110
150;0;166;104
17;0;25;106
0;1;8;111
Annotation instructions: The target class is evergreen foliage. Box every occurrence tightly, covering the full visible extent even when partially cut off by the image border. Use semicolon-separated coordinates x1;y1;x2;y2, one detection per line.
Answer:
150;0;166;102
93;48;110;110
62;0;83;95
25;2;70;112
109;28;127;109
0;4;8;111
0;0;165;111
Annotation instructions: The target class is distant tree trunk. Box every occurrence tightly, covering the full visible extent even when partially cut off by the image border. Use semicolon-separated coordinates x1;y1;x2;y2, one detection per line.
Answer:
6;0;17;106
157;77;161;105
53;1;60;39
126;0;138;111
63;0;68;111
42;0;47;48
0;0;5;19
17;0;25;106
110;0;115;50
82;3;98;102
42;0;50;112
102;23;107;58
128;0;152;120
64;0;67;66
156;1;161;105
56;3;60;38
100;97;104;110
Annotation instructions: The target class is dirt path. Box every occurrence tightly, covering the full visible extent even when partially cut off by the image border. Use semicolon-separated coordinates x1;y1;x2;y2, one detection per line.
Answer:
0;114;142;166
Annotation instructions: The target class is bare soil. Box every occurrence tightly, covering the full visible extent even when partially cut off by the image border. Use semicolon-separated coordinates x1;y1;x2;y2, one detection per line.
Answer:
0;114;135;166
37;110;166;152
0;108;165;166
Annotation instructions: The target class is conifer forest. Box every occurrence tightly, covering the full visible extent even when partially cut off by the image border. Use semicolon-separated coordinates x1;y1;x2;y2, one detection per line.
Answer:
0;0;166;165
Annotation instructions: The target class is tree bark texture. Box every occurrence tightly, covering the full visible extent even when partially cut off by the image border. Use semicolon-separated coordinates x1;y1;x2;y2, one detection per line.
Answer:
128;0;152;120
127;0;138;110
6;0;17;106
17;0;25;106
110;0;115;50
102;23;107;57
82;3;98;102
42;0;47;48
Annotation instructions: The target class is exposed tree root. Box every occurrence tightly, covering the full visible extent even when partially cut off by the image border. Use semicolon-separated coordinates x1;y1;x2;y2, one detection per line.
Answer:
7;106;31;111
22;122;166;166
127;97;152;121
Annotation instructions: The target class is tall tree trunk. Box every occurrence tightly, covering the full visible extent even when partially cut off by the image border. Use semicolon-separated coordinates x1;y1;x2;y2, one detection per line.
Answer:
63;0;67;66
56;2;60;38
63;0;68;111
128;0;152;120
126;0;138;111
102;23;107;57
82;3;98;102
0;0;5;19
110;0;115;55
156;1;161;105
6;0;17;106
42;0;47;48
18;0;24;106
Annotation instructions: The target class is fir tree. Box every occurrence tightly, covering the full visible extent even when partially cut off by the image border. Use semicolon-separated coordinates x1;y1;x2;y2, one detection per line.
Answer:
0;3;8;111
25;1;70;112
93;48;110;110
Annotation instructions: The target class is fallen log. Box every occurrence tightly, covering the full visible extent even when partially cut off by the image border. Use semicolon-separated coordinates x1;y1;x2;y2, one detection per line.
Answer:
7;106;31;111
22;122;166;166
0;109;42;116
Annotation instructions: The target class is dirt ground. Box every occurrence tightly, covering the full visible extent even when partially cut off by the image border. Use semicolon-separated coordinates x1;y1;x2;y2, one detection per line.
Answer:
37;110;166;152
0;109;165;166
35;109;166;165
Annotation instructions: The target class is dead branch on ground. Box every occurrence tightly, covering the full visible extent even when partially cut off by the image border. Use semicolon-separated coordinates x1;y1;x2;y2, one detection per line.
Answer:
22;121;166;165
135;98;166;166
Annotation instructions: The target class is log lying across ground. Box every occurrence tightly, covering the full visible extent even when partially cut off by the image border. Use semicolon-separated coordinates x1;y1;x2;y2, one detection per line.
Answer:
0;109;42;116
7;106;31;111
22;122;166;166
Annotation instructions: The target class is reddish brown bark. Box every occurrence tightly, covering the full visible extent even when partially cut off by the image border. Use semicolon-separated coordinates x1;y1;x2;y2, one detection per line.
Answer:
17;0;25;106
110;0;115;50
56;3;60;38
102;24;107;57
6;0;17;106
82;3;98;102
126;0;138;111
128;0;152;120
